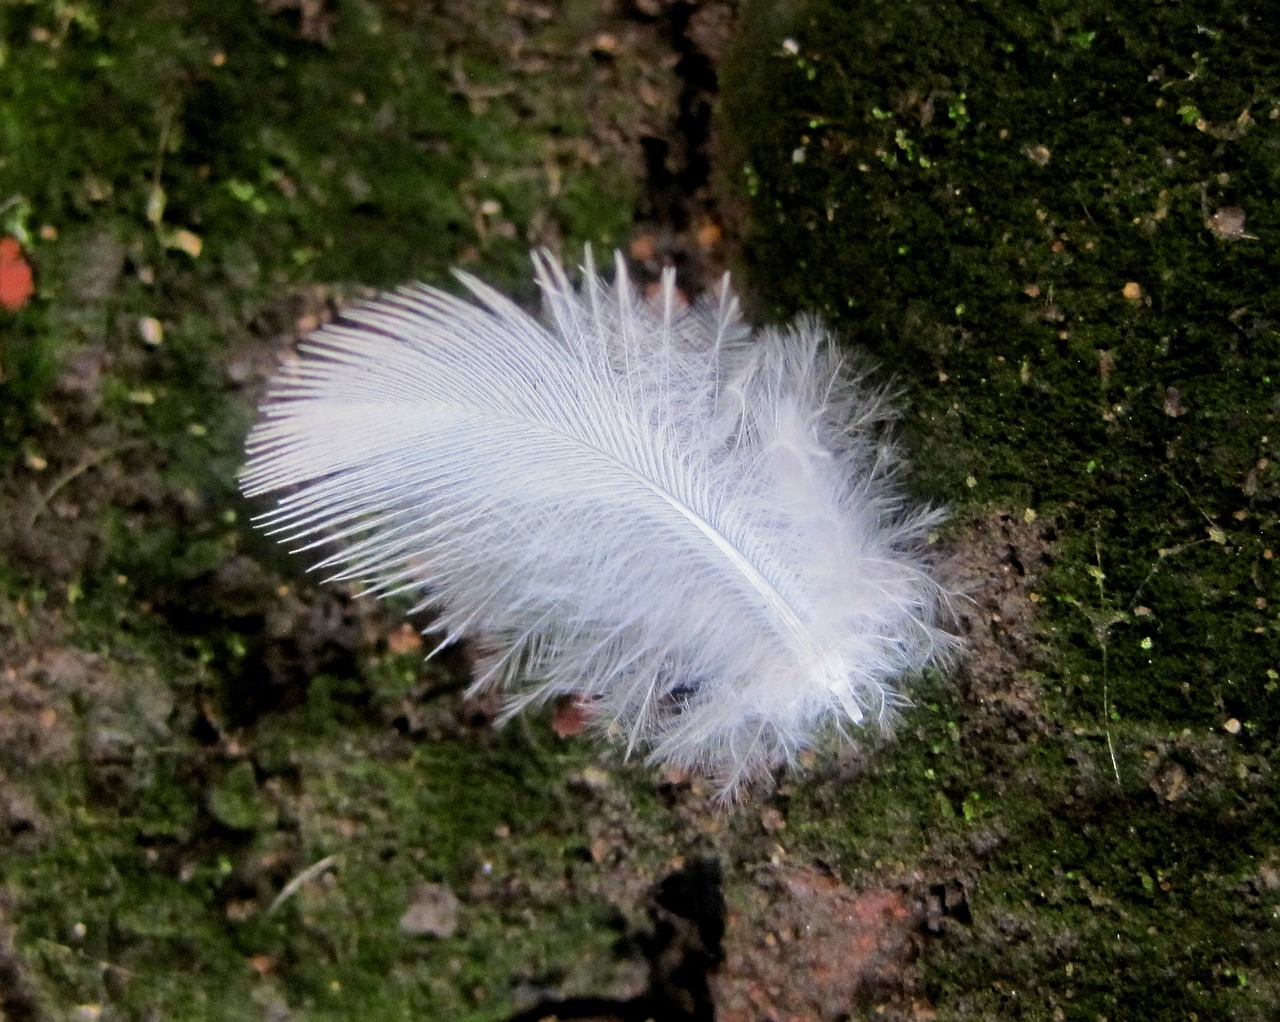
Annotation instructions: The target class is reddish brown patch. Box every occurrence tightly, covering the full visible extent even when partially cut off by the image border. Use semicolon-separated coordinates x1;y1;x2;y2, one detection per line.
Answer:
551;694;594;738
248;953;276;976
0;236;35;311
714;866;921;1021
386;622;423;655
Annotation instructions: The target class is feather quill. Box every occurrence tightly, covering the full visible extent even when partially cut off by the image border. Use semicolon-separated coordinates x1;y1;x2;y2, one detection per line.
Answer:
242;251;952;795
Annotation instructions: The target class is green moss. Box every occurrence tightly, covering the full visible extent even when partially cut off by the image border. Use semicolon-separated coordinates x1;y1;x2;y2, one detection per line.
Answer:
3;567;639;1017
724;0;1279;1017
207;759;277;831
6;0;1277;1014
1;0;636;437
1;0;653;1016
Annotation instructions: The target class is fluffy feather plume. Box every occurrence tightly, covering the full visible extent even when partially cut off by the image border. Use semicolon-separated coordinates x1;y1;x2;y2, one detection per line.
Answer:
242;251;952;795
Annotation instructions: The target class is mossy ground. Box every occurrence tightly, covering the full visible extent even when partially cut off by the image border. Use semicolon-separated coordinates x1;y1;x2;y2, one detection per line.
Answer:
2;0;1278;1019
723;0;1278;1018
0;1;679;1018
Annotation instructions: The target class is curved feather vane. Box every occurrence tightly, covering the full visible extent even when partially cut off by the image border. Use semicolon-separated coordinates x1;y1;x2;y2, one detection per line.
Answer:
242;250;952;795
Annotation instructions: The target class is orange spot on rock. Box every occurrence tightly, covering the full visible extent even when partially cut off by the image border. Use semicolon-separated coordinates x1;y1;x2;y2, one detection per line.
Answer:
0;236;35;311
248;954;276;975
386;622;423;655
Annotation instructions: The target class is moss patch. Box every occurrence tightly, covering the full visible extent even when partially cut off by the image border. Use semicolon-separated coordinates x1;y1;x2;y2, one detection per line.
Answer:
0;0;674;1017
722;0;1279;1018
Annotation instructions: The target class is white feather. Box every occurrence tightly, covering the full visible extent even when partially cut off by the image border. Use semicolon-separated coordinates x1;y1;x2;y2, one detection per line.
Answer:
242;250;952;795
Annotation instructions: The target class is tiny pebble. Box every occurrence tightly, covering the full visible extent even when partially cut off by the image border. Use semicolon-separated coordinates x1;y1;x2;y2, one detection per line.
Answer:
138;316;163;345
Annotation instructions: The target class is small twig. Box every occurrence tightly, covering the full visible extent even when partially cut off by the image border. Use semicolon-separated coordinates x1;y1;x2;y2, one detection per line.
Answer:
268;854;341;914
24;441;143;531
1092;538;1121;785
31;937;137;979
1099;634;1121;785
1130;539;1210;605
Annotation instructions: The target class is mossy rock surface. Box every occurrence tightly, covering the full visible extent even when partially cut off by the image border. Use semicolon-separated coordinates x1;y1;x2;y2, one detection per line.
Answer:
0;1;667;1018
2;0;1278;1019
723;0;1279;1018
